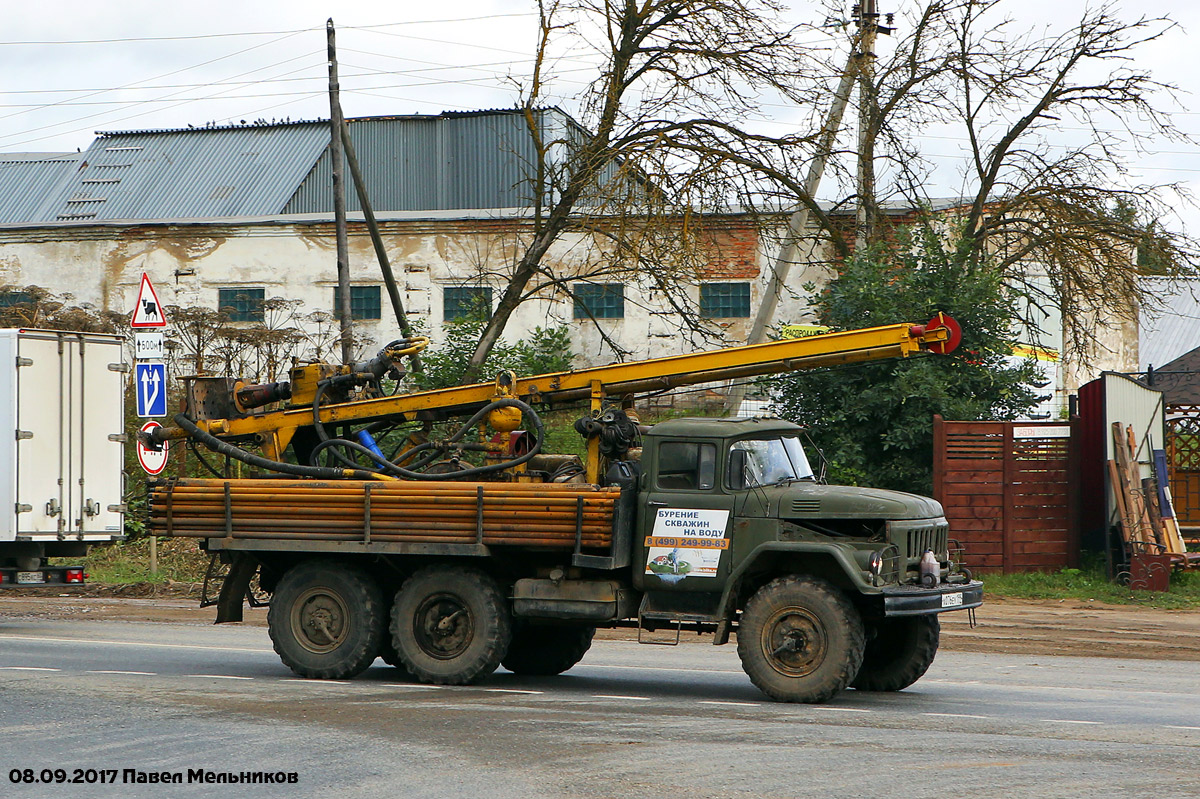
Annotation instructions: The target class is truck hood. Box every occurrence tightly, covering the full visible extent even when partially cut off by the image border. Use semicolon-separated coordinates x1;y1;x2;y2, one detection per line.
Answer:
747;483;945;520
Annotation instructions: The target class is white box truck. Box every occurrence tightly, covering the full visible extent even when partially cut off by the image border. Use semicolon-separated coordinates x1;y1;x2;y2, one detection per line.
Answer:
0;329;126;586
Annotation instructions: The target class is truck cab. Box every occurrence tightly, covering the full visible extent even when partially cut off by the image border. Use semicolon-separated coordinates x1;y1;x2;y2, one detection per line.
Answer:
632;416;981;702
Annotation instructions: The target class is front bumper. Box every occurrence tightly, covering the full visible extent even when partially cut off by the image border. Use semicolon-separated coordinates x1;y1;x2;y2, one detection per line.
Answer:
880;580;983;617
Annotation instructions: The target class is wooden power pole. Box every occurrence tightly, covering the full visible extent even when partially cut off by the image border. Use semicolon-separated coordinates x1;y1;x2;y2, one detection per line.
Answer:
328;19;353;365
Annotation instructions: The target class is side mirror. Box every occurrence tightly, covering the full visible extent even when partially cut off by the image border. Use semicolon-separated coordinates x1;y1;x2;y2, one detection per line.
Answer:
729;449;747;490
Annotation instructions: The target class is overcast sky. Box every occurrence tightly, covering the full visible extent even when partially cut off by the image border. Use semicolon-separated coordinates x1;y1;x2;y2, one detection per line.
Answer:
3;0;1196;234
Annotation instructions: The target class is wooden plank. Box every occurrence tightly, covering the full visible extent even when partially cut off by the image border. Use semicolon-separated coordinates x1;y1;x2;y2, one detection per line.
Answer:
1003;423;1015;571
1012;540;1070;554
946;509;1004;522
1011;554;1071;568
1108;458;1136;549
1009;505;1070;521
944;518;1004;532
1113;424;1153;547
944;493;1003;508
1127;425;1166;550
945;479;1003;491
941;469;1004;483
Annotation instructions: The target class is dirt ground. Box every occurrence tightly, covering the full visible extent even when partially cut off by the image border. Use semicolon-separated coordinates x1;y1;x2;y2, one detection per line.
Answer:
2;587;1198;661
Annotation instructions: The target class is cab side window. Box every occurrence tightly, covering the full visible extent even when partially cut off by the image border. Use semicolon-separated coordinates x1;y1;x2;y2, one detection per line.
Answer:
656;442;716;490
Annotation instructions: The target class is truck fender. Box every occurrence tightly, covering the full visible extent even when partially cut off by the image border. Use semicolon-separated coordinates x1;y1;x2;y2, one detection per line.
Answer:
713;542;868;645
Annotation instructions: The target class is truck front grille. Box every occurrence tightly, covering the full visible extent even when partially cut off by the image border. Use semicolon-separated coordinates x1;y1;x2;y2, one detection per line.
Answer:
902;524;948;559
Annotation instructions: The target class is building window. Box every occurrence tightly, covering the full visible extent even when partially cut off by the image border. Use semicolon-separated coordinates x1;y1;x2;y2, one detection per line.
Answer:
443;286;493;322
0;291;34;308
700;282;751;318
573;283;624;319
333;285;382;320
218;287;265;323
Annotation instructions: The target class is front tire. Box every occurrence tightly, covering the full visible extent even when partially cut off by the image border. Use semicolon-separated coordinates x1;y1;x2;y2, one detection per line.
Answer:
391;566;511;685
501;624;595;676
851;615;939;692
737;575;864;703
267;561;384;679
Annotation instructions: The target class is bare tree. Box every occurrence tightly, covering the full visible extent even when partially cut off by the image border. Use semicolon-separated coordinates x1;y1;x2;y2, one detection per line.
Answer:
459;0;823;381
813;1;1199;356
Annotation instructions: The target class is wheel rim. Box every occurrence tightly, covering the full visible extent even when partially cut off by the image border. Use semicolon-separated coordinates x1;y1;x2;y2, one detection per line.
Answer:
413;592;473;660
760;605;827;678
290;586;350;654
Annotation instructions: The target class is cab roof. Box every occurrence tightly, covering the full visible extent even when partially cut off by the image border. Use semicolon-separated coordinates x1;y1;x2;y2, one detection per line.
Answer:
645;416;801;439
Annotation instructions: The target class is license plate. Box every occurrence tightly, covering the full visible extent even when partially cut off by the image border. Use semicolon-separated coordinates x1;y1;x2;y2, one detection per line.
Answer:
16;571;45;584
941;591;963;608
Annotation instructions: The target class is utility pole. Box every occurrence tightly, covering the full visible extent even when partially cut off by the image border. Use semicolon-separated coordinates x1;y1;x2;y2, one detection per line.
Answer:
730;4;893;414
747;47;859;348
854;0;883;253
340;120;425;376
328;19;353;365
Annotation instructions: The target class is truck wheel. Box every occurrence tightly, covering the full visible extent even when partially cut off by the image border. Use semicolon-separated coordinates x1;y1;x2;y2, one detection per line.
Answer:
391;566;512;685
737;575;864;704
267;561;384;679
501;624;595;676
851;615;939;692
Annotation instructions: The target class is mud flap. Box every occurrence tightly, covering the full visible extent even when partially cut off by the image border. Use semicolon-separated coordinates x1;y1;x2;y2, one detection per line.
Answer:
215;553;259;624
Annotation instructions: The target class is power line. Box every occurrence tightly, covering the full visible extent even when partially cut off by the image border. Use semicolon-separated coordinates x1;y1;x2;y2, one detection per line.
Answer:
0;14;535;46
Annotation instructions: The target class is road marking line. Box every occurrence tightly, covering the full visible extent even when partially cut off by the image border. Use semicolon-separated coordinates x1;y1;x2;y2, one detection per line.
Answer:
87;670;156;676
1043;719;1101;725
1164;725;1200;731
480;688;543;695
281;679;351;685
185;674;254;681
812;706;870;713
0;666;60;672
579;663;743;675
594;694;652;701
924;713;990;720
383;683;444;689
699;700;762;708
0;634;271;654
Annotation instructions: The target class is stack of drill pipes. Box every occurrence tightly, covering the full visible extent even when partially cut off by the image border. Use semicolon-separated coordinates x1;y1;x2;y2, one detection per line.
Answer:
149;480;616;547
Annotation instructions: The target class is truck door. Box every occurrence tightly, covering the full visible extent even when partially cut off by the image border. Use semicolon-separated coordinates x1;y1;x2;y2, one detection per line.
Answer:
636;440;735;593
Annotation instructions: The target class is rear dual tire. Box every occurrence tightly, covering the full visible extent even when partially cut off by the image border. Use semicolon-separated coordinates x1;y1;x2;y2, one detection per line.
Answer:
267;561;384;679
390;566;512;685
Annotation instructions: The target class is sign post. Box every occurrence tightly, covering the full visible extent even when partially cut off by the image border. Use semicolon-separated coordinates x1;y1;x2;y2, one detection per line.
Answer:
131;273;169;482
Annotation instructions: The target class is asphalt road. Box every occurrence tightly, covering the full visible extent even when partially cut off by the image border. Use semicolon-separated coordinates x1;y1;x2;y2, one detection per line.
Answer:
0;618;1197;799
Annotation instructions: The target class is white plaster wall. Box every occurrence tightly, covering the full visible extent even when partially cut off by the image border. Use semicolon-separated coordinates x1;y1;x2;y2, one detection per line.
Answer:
0;215;826;381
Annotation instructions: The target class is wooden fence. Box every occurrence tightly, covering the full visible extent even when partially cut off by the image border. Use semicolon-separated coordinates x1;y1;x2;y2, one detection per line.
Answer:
933;416;1080;573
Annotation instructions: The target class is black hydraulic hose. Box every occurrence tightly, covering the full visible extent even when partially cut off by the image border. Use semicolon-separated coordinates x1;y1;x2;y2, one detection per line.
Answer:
173;413;391;481
308;391;546;480
307;372;546;478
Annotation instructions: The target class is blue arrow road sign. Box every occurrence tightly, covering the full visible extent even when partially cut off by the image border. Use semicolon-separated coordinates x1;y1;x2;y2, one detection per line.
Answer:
136;362;167;418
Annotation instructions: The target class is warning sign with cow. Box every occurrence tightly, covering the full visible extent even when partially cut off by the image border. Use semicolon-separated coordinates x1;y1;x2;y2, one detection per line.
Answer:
131;273;166;328
644;508;730;582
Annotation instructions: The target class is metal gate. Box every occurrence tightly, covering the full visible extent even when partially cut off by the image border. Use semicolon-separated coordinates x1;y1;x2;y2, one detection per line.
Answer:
1167;404;1200;528
932;416;1080;573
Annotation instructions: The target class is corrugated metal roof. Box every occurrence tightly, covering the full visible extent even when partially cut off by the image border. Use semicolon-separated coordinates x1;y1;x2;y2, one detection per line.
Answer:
0;153;81;224
0;110;597;224
283;110;560;214
31;124;331;223
1141;278;1200;369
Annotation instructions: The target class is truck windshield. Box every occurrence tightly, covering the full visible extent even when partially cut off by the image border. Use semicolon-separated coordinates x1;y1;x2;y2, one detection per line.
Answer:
728;436;814;488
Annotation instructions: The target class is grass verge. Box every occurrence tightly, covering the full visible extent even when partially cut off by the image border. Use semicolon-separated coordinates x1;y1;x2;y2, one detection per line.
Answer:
65;537;211;585
982;564;1200;610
